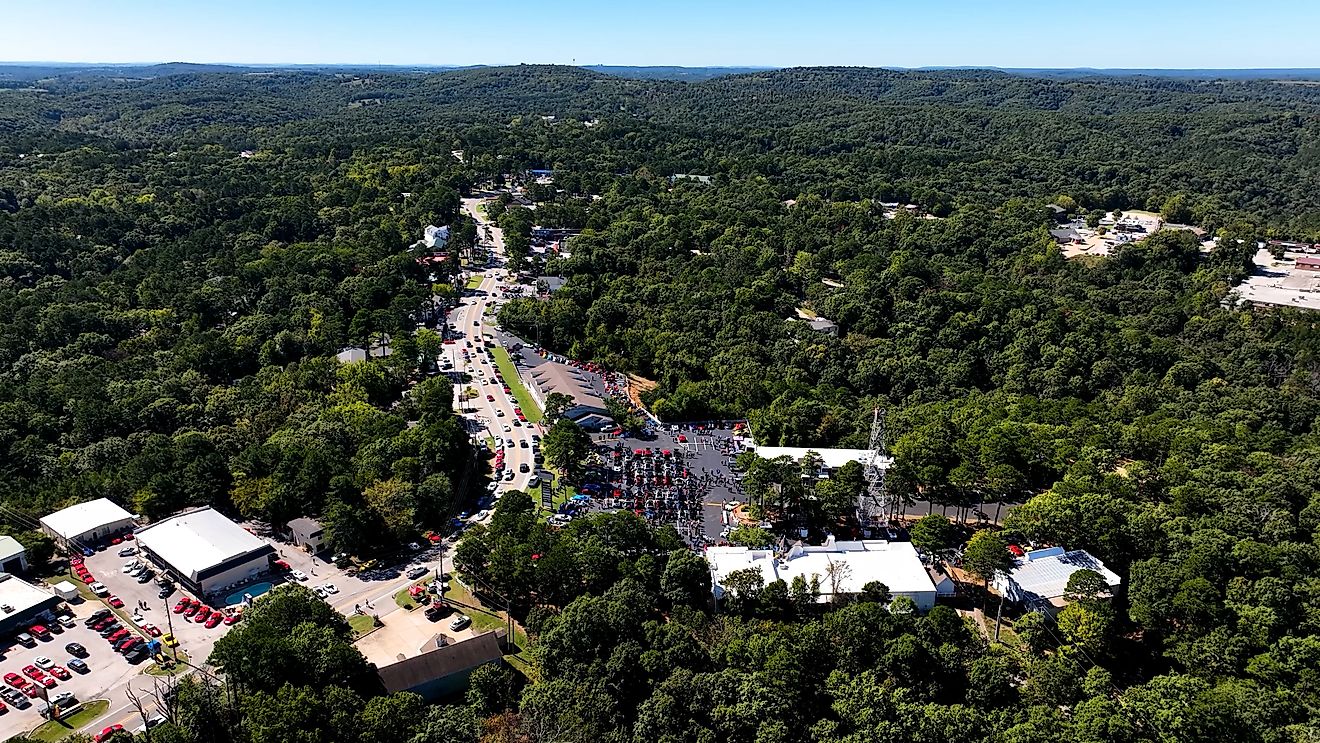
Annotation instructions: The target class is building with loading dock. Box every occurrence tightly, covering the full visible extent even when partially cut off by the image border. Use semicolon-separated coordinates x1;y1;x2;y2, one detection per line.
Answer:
0;573;62;637
134;507;277;599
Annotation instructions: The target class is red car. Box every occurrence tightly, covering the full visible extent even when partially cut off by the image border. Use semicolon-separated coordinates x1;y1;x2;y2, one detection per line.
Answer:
4;673;25;688
82;574;97;584
173;599;190;613
22;685;39;698
108;629;129;642
94;724;125;742
205;613;223;629
21;666;43;680
184;604;199;617
38;677;56;689
106;596;124;609
194;606;212;622
223;613;241;626
486;394;495;401
503;387;511;394
142;624;162;637
48;666;70;680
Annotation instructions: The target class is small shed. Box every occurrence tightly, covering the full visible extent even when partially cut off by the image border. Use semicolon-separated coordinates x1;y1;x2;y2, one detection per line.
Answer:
51;581;79;601
287;518;326;554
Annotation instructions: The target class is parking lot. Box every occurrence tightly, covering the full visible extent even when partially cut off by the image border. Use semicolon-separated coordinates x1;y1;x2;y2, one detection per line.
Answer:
0;598;148;739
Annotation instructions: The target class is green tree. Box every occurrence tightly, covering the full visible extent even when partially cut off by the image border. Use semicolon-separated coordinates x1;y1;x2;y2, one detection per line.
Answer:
542;418;591;481
910;514;956;557
963;529;1013;592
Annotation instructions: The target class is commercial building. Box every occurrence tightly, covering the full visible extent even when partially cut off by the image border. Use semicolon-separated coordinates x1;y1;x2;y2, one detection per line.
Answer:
0;573;62;636
40;498;136;551
524;361;614;430
992;547;1122;615
749;446;891;475
135;508;277;599
0;537;27;574
287;517;326;554
1297;256;1320;272
707;538;938;611
377;630;506;701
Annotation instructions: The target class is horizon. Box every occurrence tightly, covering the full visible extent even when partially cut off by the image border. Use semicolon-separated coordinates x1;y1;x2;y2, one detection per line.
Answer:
4;0;1319;69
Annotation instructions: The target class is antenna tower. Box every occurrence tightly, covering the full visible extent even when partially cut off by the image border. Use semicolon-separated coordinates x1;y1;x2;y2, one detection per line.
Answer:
859;408;890;526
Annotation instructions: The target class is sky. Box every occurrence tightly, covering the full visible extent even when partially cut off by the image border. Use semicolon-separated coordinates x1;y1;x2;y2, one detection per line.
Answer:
3;0;1320;69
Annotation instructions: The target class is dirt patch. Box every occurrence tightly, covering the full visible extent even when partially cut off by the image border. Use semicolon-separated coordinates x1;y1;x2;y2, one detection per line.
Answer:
626;373;657;410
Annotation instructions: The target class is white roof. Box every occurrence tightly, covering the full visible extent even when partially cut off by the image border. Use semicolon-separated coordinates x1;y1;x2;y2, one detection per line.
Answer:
996;548;1121;604
39;498;134;540
751;446;892;471
0;536;24;561
0;574;58;615
135;508;270;581
708;540;934;601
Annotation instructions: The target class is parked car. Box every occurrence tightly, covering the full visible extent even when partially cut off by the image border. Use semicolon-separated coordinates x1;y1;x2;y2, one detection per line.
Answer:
290;570;308;582
449;614;472;631
48;665;70;680
50;691;76;707
14;633;34;648
67;659;89;674
136;570;155;584
204;613;223;629
33;656;54;669
117;547;136;557
65;642;87;657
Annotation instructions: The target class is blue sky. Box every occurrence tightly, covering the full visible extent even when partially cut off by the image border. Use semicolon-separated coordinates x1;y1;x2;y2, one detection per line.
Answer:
4;0;1318;69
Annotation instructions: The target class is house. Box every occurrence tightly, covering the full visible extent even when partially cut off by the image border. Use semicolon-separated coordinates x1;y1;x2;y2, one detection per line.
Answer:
537;276;568;294
0;537;27;574
287;518;326;554
336;337;392;364
423;225;450;250
377;630;507;701
806;317;839;335
708;539;937;611
40;499;137;552
992;547;1121;615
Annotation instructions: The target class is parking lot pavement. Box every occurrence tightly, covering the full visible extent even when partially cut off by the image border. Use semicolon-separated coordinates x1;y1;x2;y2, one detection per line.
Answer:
0;599;145;739
82;548;226;666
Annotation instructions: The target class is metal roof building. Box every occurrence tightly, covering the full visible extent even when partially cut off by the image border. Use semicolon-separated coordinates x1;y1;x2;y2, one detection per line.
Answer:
39;498;136;550
377;630;506;701
993;547;1122;613
135;508;276;600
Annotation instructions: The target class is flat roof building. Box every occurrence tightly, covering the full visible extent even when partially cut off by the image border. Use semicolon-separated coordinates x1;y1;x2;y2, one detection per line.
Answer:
40;498;136;551
708;539;937;611
287;517;326;554
135;508;276;600
750;446;891;473
0;574;62;636
993;547;1121;614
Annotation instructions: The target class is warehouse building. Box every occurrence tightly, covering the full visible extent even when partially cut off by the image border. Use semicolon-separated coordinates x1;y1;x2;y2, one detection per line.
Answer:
0;573;62;637
0;537;28;574
40;498;136;551
993;546;1122;615
135;508;276;599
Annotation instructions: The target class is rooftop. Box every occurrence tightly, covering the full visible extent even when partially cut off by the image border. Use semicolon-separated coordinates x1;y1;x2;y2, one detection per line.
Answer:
135;508;272;581
998;548;1121;604
750;446;891;471
527;362;608;410
377;630;505;694
708;540;935;601
39;498;134;541
0;536;24;561
0;574;59;617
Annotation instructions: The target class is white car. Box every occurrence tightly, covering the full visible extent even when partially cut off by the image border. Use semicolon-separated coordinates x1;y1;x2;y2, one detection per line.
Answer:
449;614;472;631
475;510;491;521
290;570;308;582
321;583;338;595
90;582;109;596
502;424;511;432
313;586;328;598
122;561;141;573
117;547;137;557
33;656;54;669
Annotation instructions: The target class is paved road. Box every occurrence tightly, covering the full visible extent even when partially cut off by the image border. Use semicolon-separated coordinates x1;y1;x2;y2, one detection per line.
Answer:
455;197;542;494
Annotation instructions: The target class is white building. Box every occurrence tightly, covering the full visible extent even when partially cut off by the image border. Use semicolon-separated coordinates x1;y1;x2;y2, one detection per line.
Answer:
707;539;937;611
0;574;62;636
135;508;276;599
993;547;1122;615
749;446;892;475
40;498;136;551
423;225;451;250
0;536;27;574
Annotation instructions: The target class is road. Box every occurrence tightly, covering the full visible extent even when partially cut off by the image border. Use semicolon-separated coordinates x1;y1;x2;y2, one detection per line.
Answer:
451;196;543;494
45;197;536;740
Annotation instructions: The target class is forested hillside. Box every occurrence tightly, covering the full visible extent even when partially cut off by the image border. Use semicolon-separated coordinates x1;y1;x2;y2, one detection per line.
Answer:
2;64;1320;743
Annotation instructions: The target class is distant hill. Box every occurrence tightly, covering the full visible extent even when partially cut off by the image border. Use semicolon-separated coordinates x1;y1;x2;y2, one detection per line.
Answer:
582;65;775;81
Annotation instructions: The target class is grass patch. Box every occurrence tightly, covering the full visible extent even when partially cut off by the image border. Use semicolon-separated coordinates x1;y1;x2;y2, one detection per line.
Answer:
466;274;484;289
489;347;543;424
444;581;534;677
31;699;109;742
393;578;431;610
348;613;379;638
145;650;190;677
